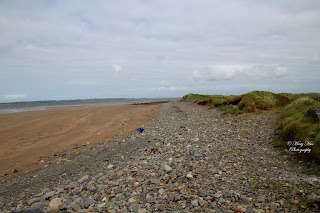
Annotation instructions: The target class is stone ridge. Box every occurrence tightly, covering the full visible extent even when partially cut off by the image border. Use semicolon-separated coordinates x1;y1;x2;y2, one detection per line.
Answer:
1;102;319;212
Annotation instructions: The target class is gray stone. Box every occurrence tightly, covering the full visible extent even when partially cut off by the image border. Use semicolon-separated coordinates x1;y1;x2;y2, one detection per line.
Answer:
217;198;225;205
72;187;81;195
78;175;89;183
129;204;139;212
164;164;173;172
174;194;181;201
191;199;199;207
43;191;55;200
29;202;45;211
27;197;40;206
67;201;81;211
213;192;222;199
83;197;95;208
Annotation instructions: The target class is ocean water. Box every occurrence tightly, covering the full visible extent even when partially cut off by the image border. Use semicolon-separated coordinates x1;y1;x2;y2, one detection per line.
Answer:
0;98;164;114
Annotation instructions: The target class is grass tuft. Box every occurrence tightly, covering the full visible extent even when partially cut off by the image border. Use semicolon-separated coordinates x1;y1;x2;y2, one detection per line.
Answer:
219;105;241;115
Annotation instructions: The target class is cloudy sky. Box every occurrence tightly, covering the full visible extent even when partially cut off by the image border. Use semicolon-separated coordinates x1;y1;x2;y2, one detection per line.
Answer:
0;0;319;102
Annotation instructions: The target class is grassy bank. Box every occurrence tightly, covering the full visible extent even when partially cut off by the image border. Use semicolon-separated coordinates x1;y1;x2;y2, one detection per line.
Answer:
180;91;290;114
276;97;320;163
181;91;320;164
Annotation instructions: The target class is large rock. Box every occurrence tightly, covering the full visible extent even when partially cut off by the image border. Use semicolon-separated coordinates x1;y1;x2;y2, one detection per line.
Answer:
47;198;63;213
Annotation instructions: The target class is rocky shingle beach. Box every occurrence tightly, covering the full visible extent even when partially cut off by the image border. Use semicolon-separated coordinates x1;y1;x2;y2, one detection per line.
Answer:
1;101;319;212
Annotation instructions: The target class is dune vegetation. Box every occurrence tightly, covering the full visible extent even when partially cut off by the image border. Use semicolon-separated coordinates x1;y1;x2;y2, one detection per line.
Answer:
181;91;320;164
180;91;291;114
276;97;320;162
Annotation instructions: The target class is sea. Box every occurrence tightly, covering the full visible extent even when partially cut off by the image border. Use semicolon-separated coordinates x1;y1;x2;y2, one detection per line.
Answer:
0;98;174;114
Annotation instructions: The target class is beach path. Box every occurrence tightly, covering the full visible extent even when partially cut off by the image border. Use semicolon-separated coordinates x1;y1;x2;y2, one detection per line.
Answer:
0;104;161;176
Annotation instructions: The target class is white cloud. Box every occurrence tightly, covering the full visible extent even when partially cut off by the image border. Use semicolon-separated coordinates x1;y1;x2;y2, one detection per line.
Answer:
273;66;288;77
192;70;202;81
4;94;26;99
207;65;250;81
113;64;122;78
192;64;249;81
246;65;289;80
193;64;289;82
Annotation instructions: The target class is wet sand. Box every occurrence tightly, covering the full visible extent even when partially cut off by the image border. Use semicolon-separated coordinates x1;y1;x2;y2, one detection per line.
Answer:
0;104;161;177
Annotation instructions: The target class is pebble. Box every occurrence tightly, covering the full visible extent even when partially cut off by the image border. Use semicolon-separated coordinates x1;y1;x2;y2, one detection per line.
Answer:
107;164;114;169
27;197;40;206
163;164;172;172
43;191;55;200
83;197;95;208
186;173;193;179
191;199;199;207
29;202;45;211
78;175;89;183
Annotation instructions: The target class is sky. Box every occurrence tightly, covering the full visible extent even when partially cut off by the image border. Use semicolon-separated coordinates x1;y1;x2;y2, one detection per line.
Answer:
0;0;319;102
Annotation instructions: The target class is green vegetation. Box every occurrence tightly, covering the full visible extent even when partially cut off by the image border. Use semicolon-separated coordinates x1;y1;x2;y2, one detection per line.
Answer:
238;91;290;112
181;91;290;114
181;91;320;164
219;105;241;115
280;93;320;102
180;94;211;102
132;101;170;105
299;198;320;209
180;93;240;111
276;97;320;162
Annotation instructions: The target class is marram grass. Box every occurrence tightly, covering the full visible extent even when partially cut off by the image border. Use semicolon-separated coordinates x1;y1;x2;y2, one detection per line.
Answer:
277;97;320;162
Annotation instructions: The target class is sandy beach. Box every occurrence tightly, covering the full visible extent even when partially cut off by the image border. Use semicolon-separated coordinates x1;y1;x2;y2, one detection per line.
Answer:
0;103;161;177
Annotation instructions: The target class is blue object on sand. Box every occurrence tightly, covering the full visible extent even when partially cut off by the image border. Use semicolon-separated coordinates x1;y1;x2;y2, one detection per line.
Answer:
137;127;144;133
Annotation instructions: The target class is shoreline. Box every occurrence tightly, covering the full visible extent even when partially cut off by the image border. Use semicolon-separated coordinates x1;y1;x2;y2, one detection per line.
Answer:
0;103;163;179
0;98;173;115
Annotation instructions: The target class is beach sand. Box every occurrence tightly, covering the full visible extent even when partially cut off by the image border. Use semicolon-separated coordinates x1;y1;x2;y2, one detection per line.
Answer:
0;104;161;177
